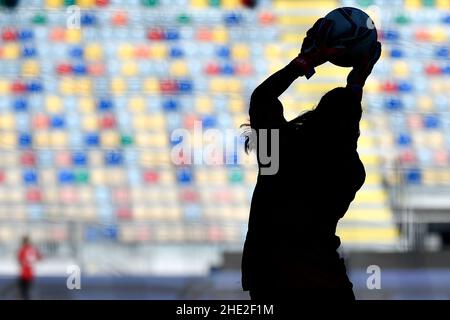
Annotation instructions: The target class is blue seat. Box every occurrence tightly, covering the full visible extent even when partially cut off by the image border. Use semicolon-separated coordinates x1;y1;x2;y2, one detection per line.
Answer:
103;225;118;240
382;29;400;41
177;80;192;93
13;98;28;111
224;12;242;26
217;45;230;58
435;46;449;58
58;170;74;184
85;133;100;146
385;98;403;111
423;114;439;129
390;48;403;58
98;98;113;111
163;99;179;111
27;81;43;93
398;81;413;93
176;167;192;184
69;46;84;58
169;46;184;58
165;28;180;40
202;115;216;128
72;63;87;75
442;65;450;75
105;151;123;165
405;168;421;184
397;133;412;146
18;133;32;147
221;63;235;75
22;46;37;58
81;13;97;26
18;29;33;41
51;115;65;128
72;151;88;166
23;169;38;185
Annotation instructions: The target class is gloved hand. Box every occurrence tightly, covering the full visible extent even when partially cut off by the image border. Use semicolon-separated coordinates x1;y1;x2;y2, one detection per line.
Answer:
292;18;347;78
347;41;382;87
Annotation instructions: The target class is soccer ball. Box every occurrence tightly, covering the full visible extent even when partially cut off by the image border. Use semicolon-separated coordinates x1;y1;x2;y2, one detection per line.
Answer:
324;7;378;67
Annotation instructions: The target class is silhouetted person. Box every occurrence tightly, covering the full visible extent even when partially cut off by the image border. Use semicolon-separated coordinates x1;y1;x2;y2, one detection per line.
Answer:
241;18;381;301
17;235;42;300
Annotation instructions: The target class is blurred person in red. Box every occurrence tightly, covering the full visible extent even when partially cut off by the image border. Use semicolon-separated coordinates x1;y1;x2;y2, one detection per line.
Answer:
17;235;42;300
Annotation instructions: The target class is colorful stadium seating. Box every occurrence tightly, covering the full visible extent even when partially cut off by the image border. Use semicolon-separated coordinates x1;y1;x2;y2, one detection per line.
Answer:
0;0;448;250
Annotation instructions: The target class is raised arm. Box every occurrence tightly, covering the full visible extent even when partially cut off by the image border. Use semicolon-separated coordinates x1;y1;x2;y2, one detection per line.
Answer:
250;18;348;129
346;41;382;101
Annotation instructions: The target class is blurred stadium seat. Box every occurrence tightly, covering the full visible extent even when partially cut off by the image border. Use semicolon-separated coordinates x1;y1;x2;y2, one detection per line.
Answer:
0;0;448;276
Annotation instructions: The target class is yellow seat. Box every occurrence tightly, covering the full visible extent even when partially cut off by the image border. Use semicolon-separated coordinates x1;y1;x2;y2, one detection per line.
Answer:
278;15;320;26
354;189;388;203
196;96;213;114
227;79;242;93
121;61;138;76
281;32;305;43
417;96;434;112
405;0;422;8
437;0;450;8
77;0;95;8
85;43;103;61
91;169;105;185
111;77;127;94
147;133;167;148
360;153;380;166
422;168;440;185
79;97;95;113
66;29;81;43
101;131;119;147
425;131;444;149
0;131;15;147
337;227;399;244
429;27;447;43
191;0;208;7
118;43;134;59
392;61;409;78
315;65;348;77
210;78;227;93
130;97;145;113
0;113;15;130
136;133;153;148
212;27;228;43
147;113;166;129
34;131;50;148
170;61;189;77
46;95;63;113
265;44;282;59
229;98;245;113
3;43;20;59
222;0;240;8
50;132;68;147
295;82;340;94
45;0;63;8
59;77;75;95
0;80;9;94
143;78;159;93
22;60;40;77
159;169;175;184
231;44;250;60
82;115;98;131
76;78;92;95
150;43;167;59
